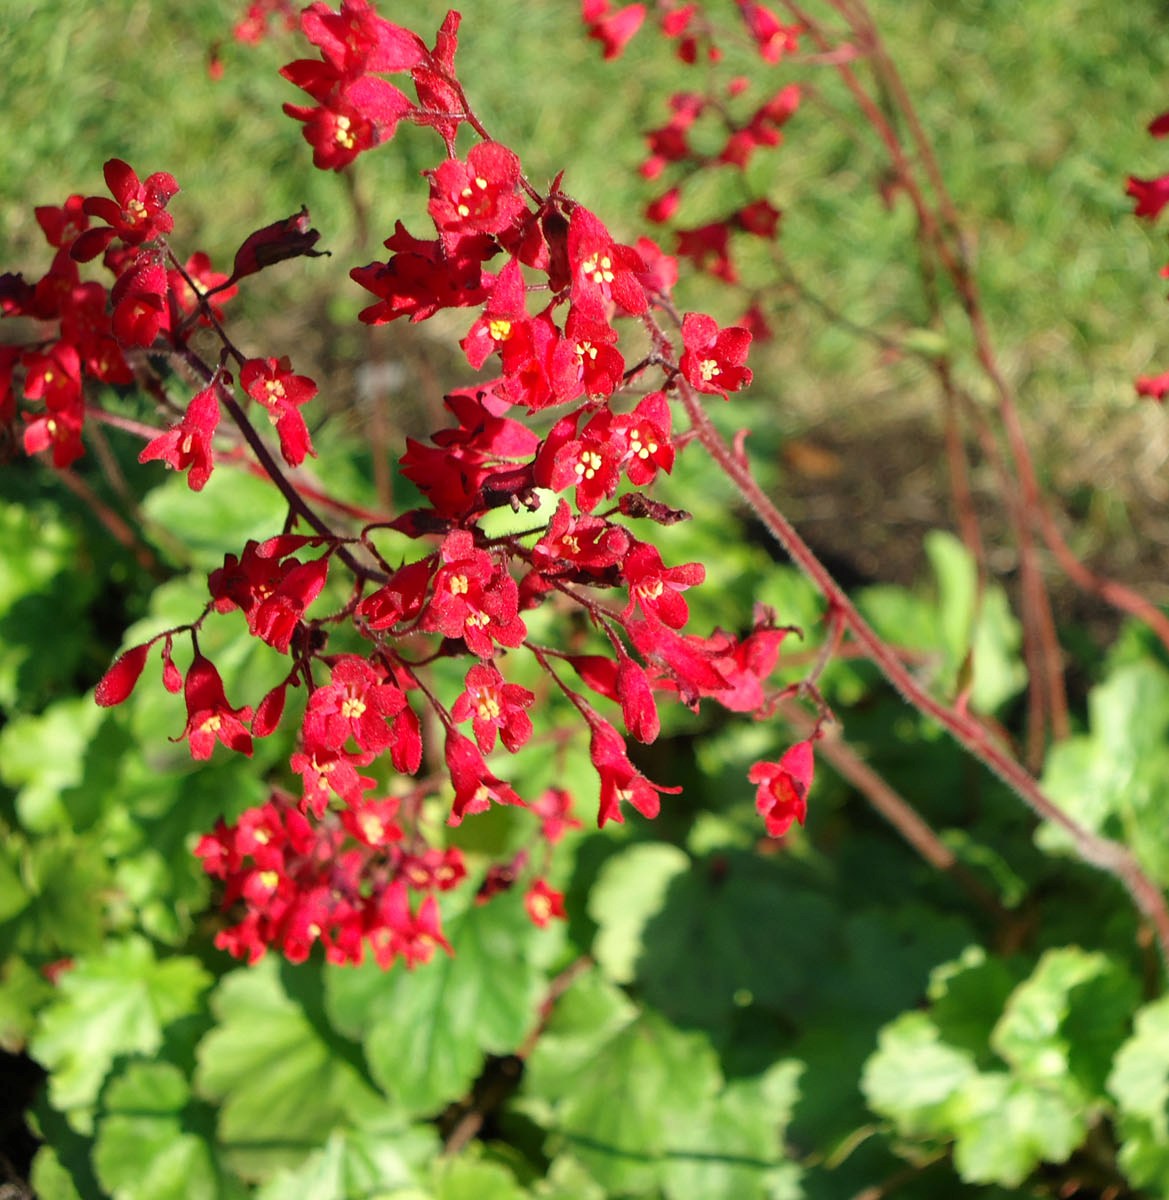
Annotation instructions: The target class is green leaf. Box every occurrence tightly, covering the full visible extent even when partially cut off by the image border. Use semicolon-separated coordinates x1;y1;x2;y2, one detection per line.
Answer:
1039;659;1169;885
29;1145;86;1200
1109;996;1169;1192
30;936;211;1133
927;945;1020;1066
590;845;839;1030
949;1073;1083;1187
140;466;291;571
93;1061;242;1200
195;957;383;1180
0;698;105;832
588;843;689;985
0;955;53;1051
532;1155;607;1200
0;501;96;712
430;1155;529;1200
525;974;721;1195
255;1120;440;1200
862;1011;979;1138
660;1060;804;1200
327;889;546;1117
991;947;1135;1101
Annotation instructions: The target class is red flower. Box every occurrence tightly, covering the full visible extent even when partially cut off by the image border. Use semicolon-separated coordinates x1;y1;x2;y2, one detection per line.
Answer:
72;159;179;262
679;310;753;397
303;654;409;756
1137;370;1169;401
169;251;237;325
34;195;88;249
444;729;523;825
351;220;492;324
300;0;425;73
282;61;413;171
675;222;737;281
748;740;813;837
1127;173;1169;220
736;1;800;62
582;0;646;59
525;879;568;927
209;538;329;653
568;206;648;317
111;253;169;347
428;141;527;237
621;542;705;628
589;718;679;826
179;654;253;760
530;787;584;844
240;355;318;466
450;663;535;753
227;207;325;284
421;529;526;657
138;383;220;491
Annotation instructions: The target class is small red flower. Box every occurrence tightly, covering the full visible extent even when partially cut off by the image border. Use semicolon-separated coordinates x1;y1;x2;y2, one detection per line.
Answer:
589;718;679;826
568;206;648;317
240;355;318;466
444;730;524;825
621;542;705;628
428;141;527;237
300;0;426;73
525;879;568;928
138;383;220;491
1127;173;1169;220
450;663;535;753
72;159;180;262
582;0;646;59
179;654;253;760
748;740;813;837
530;787;584;844
679;311;753;397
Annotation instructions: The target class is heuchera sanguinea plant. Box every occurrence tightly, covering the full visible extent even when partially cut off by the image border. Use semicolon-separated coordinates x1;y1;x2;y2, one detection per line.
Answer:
13;0;1169;982
4;0;830;971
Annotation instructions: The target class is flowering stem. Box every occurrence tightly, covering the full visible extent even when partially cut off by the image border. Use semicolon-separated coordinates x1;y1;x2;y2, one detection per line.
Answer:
678;378;1169;970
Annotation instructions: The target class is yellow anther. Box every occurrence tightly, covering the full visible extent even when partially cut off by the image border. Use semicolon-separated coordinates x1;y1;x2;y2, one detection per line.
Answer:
449;574;470;595
340;696;366;720
699;358;721;382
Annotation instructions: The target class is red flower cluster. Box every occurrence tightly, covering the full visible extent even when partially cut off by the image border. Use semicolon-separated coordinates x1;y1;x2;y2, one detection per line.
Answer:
76;2;817;968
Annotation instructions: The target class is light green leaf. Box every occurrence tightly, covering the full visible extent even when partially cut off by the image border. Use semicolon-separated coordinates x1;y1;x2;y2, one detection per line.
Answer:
861;1011;978;1138
256;1121;439;1200
588;843;689;984
950;1073;1083;1187
141;465;290;571
328;889;546;1117
93;1061;241;1200
430;1155;529;1200
661;1060;804;1200
991;947;1134;1100
0;501;96;712
0;698;105;832
1108;996;1169;1193
0;955;53;1052
30;936;211;1133
195;958;383;1179
1039;660;1169;885
525;976;721;1195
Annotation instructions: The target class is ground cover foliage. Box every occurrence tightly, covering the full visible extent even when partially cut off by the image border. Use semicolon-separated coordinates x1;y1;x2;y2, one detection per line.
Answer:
3;1;1169;1198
